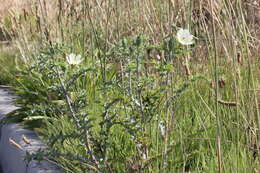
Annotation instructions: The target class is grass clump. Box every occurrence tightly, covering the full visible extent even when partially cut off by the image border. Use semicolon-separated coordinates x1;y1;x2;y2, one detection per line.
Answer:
1;0;259;172
0;45;19;85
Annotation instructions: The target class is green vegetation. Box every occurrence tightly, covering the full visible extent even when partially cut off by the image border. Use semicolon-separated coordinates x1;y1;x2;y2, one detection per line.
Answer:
0;0;259;172
0;45;19;85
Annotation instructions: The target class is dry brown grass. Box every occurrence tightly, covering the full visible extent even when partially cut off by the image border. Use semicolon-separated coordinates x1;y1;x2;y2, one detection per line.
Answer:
0;0;32;17
1;0;259;57
0;0;58;19
1;0;258;63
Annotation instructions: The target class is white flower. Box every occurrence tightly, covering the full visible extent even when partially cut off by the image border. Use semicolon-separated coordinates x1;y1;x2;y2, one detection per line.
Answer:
66;53;83;65
159;120;166;137
176;28;194;45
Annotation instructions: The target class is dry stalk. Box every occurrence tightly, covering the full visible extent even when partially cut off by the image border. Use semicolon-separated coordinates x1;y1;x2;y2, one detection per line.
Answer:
217;99;239;107
22;135;31;145
9;138;23;150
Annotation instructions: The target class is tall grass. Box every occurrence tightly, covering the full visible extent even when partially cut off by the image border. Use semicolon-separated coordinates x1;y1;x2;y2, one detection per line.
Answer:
0;43;20;84
0;0;259;172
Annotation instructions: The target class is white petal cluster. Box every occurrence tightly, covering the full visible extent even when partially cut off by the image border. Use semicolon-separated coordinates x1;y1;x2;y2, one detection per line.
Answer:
66;53;83;65
177;29;194;45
